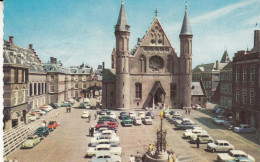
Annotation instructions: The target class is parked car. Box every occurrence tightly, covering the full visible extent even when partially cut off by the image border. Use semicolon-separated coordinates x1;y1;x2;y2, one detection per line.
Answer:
168;116;184;124
81;111;90;118
28;114;38;121
60;102;72;107
34;109;47;115
172;113;181;118
48;121;58;130
174;118;194;125
94;130;117;138
91;152;122;162
79;103;86;108
216;109;225;115
224;121;234;130
183;129;207;139
129;111;136;119
145;112;154;119
234;124;255;133
21;135;41;148
109;112;117;119
138;112;145;119
163;111;170;118
98;117;118;124
207;140;235;153
193;104;201;109
98;109;109;115
133;117;142;125
143;116;153;125
226;157;254;162
184;127;203;133
95;122;117;130
39;106;53;112
85;144;122;157
119;112;128;119
175;122;199;130
212;105;219;113
88;139;119;148
90;135;120;145
190;133;213;144
217;150;255;162
49;103;58;109
213;115;225;124
169;110;176;115
35;127;51;137
122;116;133;127
86;104;91;109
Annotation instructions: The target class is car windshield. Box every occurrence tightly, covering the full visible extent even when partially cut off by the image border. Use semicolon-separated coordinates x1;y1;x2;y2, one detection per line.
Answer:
37;128;44;131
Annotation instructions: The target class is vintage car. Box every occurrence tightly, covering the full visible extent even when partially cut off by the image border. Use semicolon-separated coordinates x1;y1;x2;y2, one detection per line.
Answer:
145;112;154;119
183;129;207;139
172;113;181;118
86;104;91;109
119;112;128;119
233;124;255;133
143;116;153;125
48;121;58;130
122;116;133;127
217;150;255;162
175;122;199;130
133;117;142;125
98;109;109;115
28;114;38;121
95;122;117;130
190;133;213;144
94;130;117;137
34;109;47;115
226;157;254;162
79;103;86;108
21;135;41;148
35;127;51;137
39;105;53;112
85;144;122;157
88;139;119;148
49;103;58;109
207;140;235;153
174;118;194;125
138;112;145;119
129;111;136;119
98;117;118;124
91;152;122;162
109;112;117;119
168;116;184;124
60;102;72;107
212;115;225;124
90;135;120;144
184;127;203;133
163;111;170;118
81;110;90;118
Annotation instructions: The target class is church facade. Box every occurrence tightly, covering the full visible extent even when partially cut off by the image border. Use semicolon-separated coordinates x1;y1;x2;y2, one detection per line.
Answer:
102;1;193;109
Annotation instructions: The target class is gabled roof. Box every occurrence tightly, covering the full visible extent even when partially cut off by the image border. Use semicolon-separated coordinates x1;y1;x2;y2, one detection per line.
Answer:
222;62;232;70
193;63;215;72
149;81;166;96
191;82;205;96
102;69;116;83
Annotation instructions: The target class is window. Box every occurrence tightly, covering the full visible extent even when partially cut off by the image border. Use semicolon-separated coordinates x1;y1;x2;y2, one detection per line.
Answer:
250;67;255;82
14;69;18;83
228;84;232;95
236;91;239;102
82;75;86;81
242;90;247;104
50;84;55;92
14;89;18;105
22;88;26;103
74;75;78;81
38;83;41;95
34;83;37;95
50;75;54;81
75;83;78;89
243;69;247;82
184;39;189;53
135;83;142;99
250;90;255;105
42;83;44;94
30;83;33;96
236;69;240;82
224;97;228;108
170;83;177;98
82;83;86;89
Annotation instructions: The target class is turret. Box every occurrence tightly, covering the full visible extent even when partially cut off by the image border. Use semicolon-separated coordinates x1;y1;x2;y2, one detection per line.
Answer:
179;2;193;108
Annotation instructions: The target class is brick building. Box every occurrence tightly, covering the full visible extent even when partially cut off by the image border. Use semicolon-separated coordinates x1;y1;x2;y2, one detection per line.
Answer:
102;2;193;109
232;30;260;130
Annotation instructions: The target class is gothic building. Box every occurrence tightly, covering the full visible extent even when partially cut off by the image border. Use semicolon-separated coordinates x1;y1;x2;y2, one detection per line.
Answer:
102;2;193;109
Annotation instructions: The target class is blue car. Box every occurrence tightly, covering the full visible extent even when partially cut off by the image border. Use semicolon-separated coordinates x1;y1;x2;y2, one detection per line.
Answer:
233;124;255;133
226;157;254;162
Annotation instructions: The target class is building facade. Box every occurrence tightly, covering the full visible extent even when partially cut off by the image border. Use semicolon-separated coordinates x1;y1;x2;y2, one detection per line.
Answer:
3;36;29;130
232;30;260;130
191;81;207;108
102;2;193;109
192;50;230;102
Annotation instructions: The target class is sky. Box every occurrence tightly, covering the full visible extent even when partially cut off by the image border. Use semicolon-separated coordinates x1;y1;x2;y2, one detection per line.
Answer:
3;0;260;69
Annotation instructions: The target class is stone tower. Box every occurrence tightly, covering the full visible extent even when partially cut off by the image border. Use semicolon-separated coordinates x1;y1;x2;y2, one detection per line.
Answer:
115;0;130;109
179;2;193;108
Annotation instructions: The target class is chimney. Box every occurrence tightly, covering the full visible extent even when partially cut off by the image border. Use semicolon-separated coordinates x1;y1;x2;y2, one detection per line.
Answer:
29;44;33;50
216;60;219;70
54;58;57;64
254;30;260;47
50;57;54;64
102;62;105;70
9;36;14;45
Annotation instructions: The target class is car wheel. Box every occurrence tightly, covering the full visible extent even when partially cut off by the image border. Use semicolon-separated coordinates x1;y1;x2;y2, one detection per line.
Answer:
208;140;213;143
212;149;216;153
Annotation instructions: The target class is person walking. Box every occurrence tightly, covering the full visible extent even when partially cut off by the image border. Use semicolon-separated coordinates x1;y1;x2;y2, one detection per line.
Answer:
94;114;97;120
88;115;91;123
188;108;191;114
196;136;200;148
185;108;187;114
89;127;91;136
148;144;153;155
90;126;95;137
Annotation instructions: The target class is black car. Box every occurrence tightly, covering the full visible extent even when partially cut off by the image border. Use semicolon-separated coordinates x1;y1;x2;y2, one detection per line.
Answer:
169;110;176;115
145;112;154;119
119;112;128;119
49;103;58;109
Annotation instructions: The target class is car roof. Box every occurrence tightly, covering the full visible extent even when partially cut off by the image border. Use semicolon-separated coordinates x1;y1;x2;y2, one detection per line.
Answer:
230;150;247;155
216;140;229;143
102;130;114;134
96;144;111;148
97;139;110;143
91;158;107;162
95;151;113;156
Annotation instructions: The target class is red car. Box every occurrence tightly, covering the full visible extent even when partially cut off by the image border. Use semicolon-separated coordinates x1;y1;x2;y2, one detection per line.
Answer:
48;121;58;130
95;122;117;130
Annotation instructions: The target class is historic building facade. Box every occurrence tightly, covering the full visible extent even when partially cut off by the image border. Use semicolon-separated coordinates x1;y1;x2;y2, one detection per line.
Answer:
3;36;29;130
102;2;193;109
192;50;230;102
191;81;207;108
232;30;260;130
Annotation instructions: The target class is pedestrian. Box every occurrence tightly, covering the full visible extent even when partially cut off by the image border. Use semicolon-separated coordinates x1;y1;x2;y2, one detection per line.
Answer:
89;127;91;136
148;144;153;155
56;111;59;117
188;108;190;114
70;107;71;113
185;108;187;114
130;155;135;162
90;125;95;137
66;108;68;113
94;114;97;120
196;136;200;148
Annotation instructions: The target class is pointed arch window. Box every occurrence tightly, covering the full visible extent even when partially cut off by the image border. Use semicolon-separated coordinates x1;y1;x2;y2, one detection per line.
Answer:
184;39;189;53
135;83;142;99
139;55;146;73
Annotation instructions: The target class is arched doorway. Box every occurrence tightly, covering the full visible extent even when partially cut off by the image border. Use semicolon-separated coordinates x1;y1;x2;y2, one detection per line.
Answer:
11;111;20;128
149;81;166;108
85;86;101;98
240;111;246;123
154;88;165;105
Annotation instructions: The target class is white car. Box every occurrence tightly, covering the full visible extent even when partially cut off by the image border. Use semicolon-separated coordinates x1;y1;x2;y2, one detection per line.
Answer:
138;112;145;119
129;111;136;119
90;135;120;144
207;140;235;153
94;130;117;137
185;127;203;133
172;113;181;118
183;129;207;139
34;109;46;115
40;106;53;112
81;111;90;118
109;112;117;119
85;144;122;157
133;117;142;125
175;118;194;125
217;150;255;162
143;116;153;125
91;152;122;162
28;114;37;121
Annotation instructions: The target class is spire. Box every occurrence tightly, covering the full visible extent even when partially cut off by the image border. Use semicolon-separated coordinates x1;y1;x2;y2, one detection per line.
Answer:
180;1;192;36
115;0;130;32
220;50;230;63
155;9;158;17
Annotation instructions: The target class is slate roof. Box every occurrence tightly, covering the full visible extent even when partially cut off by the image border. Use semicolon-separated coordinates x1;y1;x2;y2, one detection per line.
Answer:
222;62;232;70
3;40;46;73
220;50;230;63
43;64;71;74
191;82;205;96
115;0;130;32
180;4;192;36
102;69;116;83
193;62;228;72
